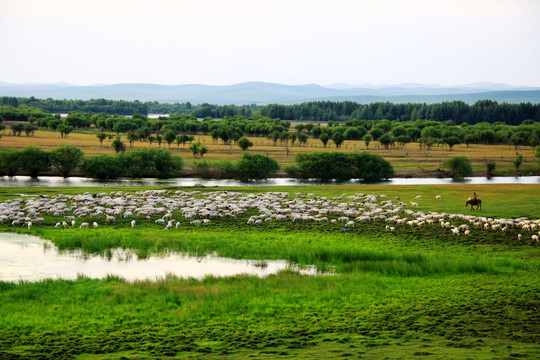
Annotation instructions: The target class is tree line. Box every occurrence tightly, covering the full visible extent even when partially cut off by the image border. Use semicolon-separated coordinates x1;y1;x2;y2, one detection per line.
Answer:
2;96;539;124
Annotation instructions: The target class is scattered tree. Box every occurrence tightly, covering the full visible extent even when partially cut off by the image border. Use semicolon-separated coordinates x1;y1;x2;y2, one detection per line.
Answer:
112;137;126;154
513;152;523;173
97;132;107;147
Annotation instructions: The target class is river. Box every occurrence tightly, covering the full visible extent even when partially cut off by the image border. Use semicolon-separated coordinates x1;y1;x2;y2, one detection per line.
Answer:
0;175;538;187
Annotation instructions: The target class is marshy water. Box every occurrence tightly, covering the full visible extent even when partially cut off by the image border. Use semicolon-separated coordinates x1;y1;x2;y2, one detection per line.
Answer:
1;175;539;187
0;233;317;282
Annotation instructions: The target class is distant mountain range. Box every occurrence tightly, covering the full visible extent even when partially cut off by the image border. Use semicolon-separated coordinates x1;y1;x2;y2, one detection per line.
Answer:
0;81;539;105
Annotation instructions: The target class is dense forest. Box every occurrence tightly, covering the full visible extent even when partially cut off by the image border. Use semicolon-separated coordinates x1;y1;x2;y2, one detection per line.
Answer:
1;96;539;124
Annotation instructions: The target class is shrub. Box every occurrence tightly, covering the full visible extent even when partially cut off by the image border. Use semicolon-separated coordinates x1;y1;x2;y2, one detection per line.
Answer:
444;156;472;180
81;155;125;180
234;153;280;181
50;145;84;178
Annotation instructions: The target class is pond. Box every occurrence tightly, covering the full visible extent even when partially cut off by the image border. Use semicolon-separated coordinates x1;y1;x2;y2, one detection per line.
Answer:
0;233;317;282
1;175;539;187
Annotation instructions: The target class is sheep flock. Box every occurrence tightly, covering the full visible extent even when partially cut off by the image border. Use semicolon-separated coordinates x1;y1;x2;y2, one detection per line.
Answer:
0;190;539;243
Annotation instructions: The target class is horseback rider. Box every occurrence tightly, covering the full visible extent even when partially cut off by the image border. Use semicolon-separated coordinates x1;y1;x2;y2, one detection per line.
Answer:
472;192;478;205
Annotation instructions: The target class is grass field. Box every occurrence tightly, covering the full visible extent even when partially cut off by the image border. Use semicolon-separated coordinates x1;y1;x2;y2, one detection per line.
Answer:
1;130;539;176
0;184;539;359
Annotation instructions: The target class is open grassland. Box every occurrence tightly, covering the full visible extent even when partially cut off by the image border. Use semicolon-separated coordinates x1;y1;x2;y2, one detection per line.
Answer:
1;130;539;176
0;184;539;359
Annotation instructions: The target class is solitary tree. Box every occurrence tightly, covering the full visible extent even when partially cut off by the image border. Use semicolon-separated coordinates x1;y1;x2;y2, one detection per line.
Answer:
363;134;372;149
164;131;177;148
189;142;208;158
50;145;84;178
513;152;523;173
486;160;496;177
238;136;254;151
127;132;139;147
112;137;126;154
97;132;107;147
332;133;345;149
319;133;329;148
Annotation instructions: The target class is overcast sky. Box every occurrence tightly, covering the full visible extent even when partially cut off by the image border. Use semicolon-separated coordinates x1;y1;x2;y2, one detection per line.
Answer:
1;0;539;86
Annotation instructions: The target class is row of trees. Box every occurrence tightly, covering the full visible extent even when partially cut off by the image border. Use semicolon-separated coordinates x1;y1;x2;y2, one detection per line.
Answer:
3;96;539;124
312;118;540;150
0;146;183;179
259;100;540;124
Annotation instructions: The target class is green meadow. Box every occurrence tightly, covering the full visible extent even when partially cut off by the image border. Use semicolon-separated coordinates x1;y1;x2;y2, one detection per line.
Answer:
0;184;539;359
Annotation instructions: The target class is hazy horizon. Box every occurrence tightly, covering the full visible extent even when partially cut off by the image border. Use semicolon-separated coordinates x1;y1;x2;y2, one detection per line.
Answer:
1;0;539;87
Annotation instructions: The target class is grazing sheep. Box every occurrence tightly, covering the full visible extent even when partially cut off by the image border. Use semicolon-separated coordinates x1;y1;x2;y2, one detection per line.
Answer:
190;220;202;226
464;230;470;236
518;233;522;240
532;235;539;242
62;221;68;228
164;223;173;230
71;220;76;227
410;202;418;207
93;222;98;228
155;219;165;225
131;220;136;228
27;221;32;230
434;195;442;200
80;222;89;228
176;222;181;229
414;195;423;200
345;220;355;227
54;222;61;229
451;227;460;235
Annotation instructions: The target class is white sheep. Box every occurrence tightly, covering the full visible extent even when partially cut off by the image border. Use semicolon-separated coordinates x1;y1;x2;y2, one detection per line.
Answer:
532;234;539;242
79;222;89;228
131;220;136;228
434;195;442;200
93;222;98;228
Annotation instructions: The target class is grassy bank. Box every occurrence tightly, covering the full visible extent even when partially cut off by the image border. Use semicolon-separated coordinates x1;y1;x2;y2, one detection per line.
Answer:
0;184;539;358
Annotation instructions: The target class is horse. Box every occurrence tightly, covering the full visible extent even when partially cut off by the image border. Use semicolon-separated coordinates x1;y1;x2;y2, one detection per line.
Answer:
465;199;482;210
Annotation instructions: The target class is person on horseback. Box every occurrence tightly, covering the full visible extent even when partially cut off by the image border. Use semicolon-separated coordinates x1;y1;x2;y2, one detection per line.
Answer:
473;192;477;203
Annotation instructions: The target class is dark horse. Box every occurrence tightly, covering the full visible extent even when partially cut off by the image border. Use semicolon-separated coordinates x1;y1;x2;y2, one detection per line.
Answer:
465;199;482;210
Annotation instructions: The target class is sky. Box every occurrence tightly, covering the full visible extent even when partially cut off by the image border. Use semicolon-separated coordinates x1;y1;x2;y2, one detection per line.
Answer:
0;0;539;86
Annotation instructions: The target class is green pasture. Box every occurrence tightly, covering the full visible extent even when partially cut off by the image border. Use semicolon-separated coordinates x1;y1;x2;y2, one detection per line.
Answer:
0;184;539;359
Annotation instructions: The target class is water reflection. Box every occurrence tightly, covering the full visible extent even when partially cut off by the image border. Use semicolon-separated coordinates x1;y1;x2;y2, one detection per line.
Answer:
0;233;317;282
1;175;539;187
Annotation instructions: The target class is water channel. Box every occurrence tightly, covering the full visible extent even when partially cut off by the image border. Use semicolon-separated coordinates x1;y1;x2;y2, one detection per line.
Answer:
1;175;539;187
0;233;317;282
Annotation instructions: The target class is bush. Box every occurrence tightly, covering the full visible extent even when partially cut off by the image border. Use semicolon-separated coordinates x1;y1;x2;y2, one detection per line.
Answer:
81;155;125;180
50;145;84;178
444;156;473;180
238;137;253;151
234;153;280;181
18;146;50;178
294;151;394;182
